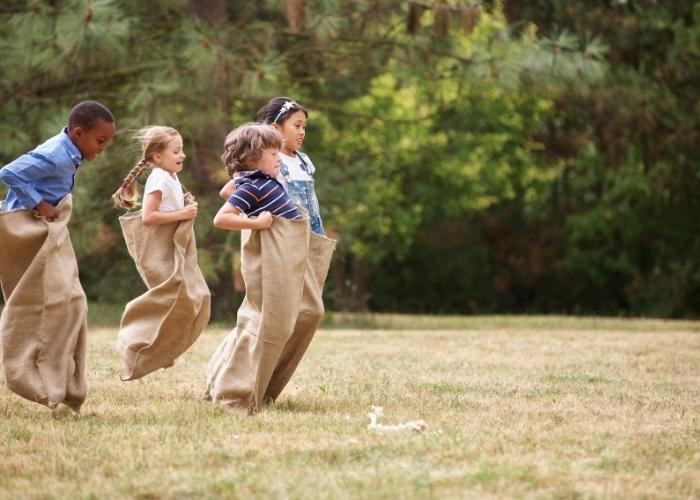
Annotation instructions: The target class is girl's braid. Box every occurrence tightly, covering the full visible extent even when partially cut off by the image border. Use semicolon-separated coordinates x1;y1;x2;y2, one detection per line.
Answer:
111;157;150;209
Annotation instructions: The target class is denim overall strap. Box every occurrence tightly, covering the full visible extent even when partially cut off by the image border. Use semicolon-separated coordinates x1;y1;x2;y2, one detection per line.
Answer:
296;152;312;174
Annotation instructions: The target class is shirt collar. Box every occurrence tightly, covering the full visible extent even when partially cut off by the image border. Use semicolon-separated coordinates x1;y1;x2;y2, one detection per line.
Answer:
61;127;83;166
233;170;257;180
234;170;272;185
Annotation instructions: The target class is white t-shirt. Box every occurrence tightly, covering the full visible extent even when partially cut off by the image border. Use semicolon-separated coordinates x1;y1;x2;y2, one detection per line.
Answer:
144;167;184;212
279;152;314;181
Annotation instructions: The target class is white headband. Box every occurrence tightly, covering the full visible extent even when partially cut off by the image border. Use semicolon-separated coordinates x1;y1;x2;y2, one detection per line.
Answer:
272;100;297;124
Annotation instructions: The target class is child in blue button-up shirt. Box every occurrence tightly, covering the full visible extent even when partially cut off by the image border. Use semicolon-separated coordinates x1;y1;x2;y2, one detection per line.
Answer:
0;100;115;411
0;100;115;220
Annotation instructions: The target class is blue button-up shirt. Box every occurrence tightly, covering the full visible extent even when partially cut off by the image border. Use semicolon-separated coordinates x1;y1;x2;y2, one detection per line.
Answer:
0;128;83;211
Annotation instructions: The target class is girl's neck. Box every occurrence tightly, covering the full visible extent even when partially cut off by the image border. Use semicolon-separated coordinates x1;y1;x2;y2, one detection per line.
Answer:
155;165;177;179
281;146;296;157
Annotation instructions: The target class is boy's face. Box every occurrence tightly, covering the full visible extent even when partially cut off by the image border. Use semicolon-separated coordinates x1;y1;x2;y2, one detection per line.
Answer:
250;147;281;177
70;118;116;161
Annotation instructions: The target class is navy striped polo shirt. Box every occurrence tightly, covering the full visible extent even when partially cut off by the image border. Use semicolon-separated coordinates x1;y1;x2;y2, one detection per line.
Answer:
227;170;302;220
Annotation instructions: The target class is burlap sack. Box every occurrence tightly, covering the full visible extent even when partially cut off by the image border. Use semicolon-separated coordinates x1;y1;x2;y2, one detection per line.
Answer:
206;216;336;412
0;195;87;411
116;211;211;380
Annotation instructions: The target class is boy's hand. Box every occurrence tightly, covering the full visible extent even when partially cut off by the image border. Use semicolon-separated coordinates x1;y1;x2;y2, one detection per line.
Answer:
254;211;273;229
184;192;195;205
35;201;59;221
179;203;198;220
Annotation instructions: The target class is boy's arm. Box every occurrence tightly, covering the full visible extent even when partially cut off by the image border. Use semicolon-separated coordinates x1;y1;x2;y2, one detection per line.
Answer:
213;202;273;230
0;153;54;210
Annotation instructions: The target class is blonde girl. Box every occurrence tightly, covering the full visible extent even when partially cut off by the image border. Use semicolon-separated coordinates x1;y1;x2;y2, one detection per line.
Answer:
110;125;210;381
112;126;198;223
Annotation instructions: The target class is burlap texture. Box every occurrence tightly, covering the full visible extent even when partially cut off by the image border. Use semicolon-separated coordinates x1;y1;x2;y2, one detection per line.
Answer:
206;216;335;412
116;211;211;380
0;195;87;411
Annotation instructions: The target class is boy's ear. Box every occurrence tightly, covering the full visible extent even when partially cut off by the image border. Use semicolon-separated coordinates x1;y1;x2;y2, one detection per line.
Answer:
69;126;85;139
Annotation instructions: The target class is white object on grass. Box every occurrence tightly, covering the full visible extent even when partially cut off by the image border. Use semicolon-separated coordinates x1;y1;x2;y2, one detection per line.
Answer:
367;405;426;433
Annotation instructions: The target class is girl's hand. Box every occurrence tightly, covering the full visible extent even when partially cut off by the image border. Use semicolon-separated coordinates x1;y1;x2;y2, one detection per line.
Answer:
184;192;196;205
179;203;198;220
254;211;273;229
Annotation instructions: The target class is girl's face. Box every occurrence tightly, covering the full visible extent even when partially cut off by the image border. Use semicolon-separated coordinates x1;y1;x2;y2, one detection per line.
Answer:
249;147;281;177
275;110;307;155
154;134;185;175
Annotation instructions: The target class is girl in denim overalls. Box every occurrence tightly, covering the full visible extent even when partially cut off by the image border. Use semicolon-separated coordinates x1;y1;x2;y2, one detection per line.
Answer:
221;97;325;235
259;97;324;235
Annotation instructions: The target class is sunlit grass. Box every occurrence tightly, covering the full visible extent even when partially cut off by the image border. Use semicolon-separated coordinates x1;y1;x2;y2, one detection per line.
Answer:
1;316;699;498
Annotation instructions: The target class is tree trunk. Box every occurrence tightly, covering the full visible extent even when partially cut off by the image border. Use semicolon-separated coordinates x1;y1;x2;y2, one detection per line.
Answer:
189;0;230;195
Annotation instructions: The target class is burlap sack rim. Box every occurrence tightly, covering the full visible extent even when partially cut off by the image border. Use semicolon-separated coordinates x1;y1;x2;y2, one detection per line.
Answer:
0;194;71;218
269;213;338;246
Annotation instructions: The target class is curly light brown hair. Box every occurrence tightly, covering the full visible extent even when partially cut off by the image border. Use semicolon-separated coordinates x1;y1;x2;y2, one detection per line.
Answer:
221;123;283;177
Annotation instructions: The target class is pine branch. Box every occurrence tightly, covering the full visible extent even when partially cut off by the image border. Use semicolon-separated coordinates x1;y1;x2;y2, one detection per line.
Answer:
0;63;161;111
336;35;477;65
315;102;435;125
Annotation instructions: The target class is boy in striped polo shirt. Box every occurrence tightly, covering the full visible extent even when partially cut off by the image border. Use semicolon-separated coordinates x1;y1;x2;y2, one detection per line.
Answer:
214;123;303;230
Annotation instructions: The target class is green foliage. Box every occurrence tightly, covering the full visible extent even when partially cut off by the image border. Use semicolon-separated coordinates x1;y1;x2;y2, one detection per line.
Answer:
7;1;694;318
493;0;700;316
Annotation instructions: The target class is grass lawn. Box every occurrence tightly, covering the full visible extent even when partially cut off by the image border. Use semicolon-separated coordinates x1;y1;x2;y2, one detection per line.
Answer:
1;314;699;499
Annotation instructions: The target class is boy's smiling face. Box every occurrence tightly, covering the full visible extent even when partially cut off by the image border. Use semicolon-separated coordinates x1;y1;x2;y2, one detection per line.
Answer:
70;118;116;161
250;147;281;177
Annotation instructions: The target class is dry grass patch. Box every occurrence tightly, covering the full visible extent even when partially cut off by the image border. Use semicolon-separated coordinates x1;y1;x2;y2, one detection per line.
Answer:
1;317;699;499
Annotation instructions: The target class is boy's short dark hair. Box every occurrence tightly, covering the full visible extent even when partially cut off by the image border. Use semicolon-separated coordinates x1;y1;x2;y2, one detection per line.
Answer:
67;100;115;131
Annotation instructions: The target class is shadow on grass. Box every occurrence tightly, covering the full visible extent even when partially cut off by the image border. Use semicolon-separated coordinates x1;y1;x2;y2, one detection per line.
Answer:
272;396;352;415
26;302;699;331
